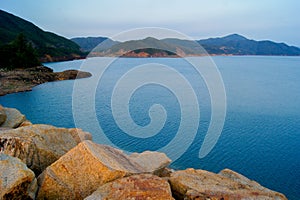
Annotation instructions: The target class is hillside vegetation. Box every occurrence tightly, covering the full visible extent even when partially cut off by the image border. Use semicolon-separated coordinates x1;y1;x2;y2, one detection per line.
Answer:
0;9;83;62
0;33;40;69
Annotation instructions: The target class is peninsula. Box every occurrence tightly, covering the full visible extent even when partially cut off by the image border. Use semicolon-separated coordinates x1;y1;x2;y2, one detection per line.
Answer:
0;66;91;96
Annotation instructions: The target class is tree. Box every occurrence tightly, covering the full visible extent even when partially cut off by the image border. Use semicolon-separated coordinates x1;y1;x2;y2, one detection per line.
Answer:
0;44;14;69
0;33;41;69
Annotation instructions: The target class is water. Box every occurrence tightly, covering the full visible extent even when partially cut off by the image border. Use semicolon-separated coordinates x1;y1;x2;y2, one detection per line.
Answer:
1;56;299;199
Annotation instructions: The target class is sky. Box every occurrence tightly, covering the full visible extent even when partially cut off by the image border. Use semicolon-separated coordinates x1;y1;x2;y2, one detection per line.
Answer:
1;0;300;46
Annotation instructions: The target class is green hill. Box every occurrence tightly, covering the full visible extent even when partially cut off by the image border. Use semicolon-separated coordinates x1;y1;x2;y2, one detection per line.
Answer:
0;9;83;62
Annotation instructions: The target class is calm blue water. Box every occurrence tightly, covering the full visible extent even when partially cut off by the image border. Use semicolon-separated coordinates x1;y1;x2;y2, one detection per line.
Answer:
1;56;299;199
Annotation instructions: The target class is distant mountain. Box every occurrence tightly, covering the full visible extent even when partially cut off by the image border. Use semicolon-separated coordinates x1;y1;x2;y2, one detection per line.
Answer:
71;37;119;52
74;33;300;57
86;37;207;57
110;37;181;57
72;36;204;56
198;34;300;55
0;10;83;62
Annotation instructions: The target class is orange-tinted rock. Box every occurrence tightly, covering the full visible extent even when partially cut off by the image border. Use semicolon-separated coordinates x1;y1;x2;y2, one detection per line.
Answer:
129;151;171;175
68;128;92;143
19;120;32;127
218;169;287;199
85;174;174;200
37;140;144;200
0;105;6;126
169;168;287;200
0;124;92;174
1;107;25;128
0;154;38;200
56;70;92;80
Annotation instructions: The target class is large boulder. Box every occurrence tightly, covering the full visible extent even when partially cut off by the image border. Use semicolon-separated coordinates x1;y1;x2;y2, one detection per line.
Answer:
0;105;6;126
85;174;174;200
0;154;38;200
169;168;287;200
0;107;26;128
218;169;287;199
37;140;144;200
129;151;171;175
0;124;92;174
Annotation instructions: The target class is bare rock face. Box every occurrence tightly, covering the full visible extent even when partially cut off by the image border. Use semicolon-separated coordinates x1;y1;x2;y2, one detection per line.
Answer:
37;140;144;200
0;154;38;200
0;124;92;174
129;151;171;175
169;168;287;200
0;107;26;128
85;174;174;200
0;105;6;126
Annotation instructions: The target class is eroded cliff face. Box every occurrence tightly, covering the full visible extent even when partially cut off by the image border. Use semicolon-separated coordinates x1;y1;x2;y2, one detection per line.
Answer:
0;106;288;200
0;66;91;96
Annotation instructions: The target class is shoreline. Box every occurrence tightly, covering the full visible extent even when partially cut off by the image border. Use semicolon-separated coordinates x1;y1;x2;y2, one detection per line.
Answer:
114;54;300;57
0;66;91;96
0;105;288;199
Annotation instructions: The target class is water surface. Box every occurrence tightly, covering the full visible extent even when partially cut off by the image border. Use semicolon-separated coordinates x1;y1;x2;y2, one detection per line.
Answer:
1;56;299;199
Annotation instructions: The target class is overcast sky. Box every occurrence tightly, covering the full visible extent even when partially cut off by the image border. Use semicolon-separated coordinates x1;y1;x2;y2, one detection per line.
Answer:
1;0;299;46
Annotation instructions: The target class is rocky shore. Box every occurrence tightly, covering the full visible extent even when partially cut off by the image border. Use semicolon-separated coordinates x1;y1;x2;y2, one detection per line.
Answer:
0;106;288;199
0;66;92;96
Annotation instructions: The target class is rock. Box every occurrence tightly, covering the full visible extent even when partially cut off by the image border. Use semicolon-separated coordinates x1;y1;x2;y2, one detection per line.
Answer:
24;66;53;73
0;127;11;133
68;128;93;143
129;151;171;175
157;167;175;178
0;124;92;174
1;107;26;128
85;174;174;200
0;67;91;96
0;154;38;200
56;70;92;80
169;168;287;200
37;140;144;200
218;168;287;199
19;120;33;127
0;105;6;126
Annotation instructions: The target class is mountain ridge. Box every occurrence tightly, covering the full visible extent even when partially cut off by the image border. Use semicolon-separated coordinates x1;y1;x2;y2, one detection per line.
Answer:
198;33;300;55
71;37;119;52
72;34;300;57
1;9;299;59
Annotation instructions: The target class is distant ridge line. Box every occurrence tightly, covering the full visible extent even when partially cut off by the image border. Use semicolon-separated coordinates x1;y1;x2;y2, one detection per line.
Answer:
72;34;300;56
